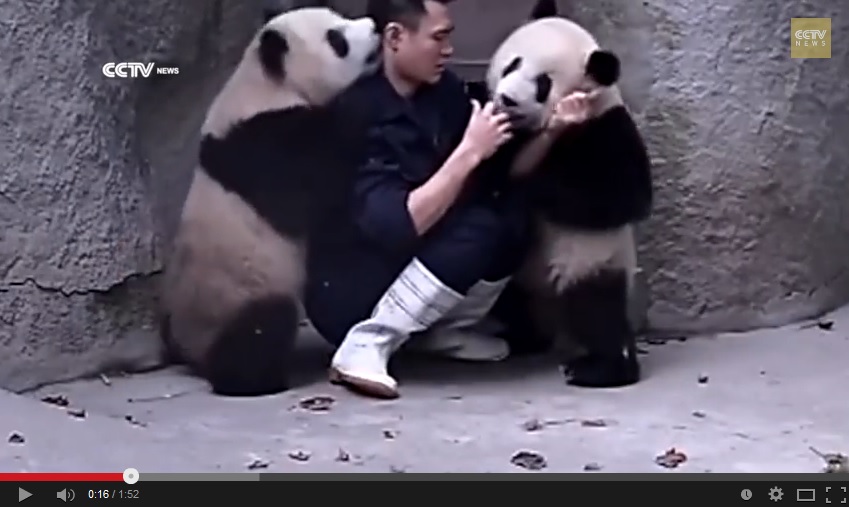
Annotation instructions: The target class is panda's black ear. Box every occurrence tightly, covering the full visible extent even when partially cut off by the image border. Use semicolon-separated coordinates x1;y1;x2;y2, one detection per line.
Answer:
259;29;288;80
529;0;558;20
586;49;620;86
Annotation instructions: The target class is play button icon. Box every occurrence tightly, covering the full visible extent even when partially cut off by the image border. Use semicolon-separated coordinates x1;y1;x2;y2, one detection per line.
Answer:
19;488;32;502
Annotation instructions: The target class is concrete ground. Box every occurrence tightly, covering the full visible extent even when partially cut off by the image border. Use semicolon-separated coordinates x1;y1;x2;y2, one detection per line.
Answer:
2;307;848;474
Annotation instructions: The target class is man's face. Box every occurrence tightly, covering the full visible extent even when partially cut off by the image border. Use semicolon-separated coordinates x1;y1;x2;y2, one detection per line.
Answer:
386;0;455;84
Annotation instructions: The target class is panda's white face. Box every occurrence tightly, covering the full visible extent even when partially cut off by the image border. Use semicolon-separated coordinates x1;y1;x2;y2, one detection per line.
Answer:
490;55;554;131
486;17;617;132
262;7;380;105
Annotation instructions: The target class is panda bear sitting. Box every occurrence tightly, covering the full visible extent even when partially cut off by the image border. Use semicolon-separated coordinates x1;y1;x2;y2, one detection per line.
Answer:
159;3;380;396
487;0;654;388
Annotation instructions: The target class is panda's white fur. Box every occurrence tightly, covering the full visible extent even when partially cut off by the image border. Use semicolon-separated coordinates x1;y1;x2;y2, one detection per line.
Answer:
160;4;379;397
487;0;653;388
520;221;637;297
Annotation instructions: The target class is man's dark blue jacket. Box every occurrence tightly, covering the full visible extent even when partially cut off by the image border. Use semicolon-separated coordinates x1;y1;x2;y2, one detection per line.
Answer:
305;67;527;343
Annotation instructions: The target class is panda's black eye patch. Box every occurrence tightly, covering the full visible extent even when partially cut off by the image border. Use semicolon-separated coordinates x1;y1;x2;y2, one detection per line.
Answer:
502;56;522;77
534;73;552;103
258;29;288;79
325;28;349;58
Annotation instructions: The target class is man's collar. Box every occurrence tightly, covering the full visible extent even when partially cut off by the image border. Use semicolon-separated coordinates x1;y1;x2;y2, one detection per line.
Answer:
358;63;456;123
375;63;448;99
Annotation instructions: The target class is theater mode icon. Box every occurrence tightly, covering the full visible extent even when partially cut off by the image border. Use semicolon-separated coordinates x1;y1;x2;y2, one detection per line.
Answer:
797;489;816;502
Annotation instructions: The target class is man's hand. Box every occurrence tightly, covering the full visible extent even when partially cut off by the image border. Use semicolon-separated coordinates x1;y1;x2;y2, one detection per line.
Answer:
546;90;596;132
406;100;512;236
509;90;597;179
458;100;513;162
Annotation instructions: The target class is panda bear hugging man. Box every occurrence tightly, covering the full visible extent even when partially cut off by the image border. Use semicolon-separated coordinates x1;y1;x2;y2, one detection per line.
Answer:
486;0;654;389
159;3;381;396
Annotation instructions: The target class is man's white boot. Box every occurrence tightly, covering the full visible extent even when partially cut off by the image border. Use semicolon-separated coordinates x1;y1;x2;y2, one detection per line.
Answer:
329;258;463;399
409;277;511;362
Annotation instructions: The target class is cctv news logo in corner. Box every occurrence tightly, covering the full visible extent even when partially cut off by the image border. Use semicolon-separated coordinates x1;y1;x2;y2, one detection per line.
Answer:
791;18;831;58
102;62;180;78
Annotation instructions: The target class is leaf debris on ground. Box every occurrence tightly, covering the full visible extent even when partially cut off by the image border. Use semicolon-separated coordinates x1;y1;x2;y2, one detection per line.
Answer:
382;429;397;440
692;410;707;418
583;462;603;471
67;408;86;419
510;450;547;471
521;418;544;432
297;395;336;412
655;448;688;468
522;418;576;432
288;450;311;462
246;454;270;470
124;414;147;427
335;448;351;462
581;418;609;428
40;394;70;407
7;432;25;444
389;465;406;473
126;391;192;403
697;374;709;384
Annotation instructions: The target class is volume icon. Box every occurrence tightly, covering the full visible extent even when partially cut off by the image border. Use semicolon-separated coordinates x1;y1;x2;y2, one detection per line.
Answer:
57;489;75;502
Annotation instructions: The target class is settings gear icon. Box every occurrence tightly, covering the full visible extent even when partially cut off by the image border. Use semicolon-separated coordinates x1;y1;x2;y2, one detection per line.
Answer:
769;487;784;501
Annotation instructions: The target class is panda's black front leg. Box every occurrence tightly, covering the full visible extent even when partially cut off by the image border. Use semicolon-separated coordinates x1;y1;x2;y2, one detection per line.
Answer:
555;269;640;388
489;282;554;355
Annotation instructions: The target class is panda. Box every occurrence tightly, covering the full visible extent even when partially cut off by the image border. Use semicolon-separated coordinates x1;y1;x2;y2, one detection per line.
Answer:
158;3;380;397
486;0;654;388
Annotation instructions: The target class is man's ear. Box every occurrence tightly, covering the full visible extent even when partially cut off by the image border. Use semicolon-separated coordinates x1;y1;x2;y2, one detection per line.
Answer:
384;21;404;49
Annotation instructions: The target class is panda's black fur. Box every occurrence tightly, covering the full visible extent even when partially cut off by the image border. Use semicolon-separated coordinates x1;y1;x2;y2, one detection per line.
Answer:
159;3;378;396
487;0;653;388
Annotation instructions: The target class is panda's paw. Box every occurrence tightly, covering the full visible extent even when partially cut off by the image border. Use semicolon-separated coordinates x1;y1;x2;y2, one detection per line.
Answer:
563;354;640;388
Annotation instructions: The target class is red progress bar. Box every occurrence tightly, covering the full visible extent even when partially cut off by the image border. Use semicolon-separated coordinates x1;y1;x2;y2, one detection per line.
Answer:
0;473;124;482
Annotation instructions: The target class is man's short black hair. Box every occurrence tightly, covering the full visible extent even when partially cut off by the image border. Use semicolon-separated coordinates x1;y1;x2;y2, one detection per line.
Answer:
367;0;454;34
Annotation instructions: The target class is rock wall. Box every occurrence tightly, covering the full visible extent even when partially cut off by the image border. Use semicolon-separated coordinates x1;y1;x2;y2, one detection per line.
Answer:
0;0;260;391
0;0;847;390
620;0;849;334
